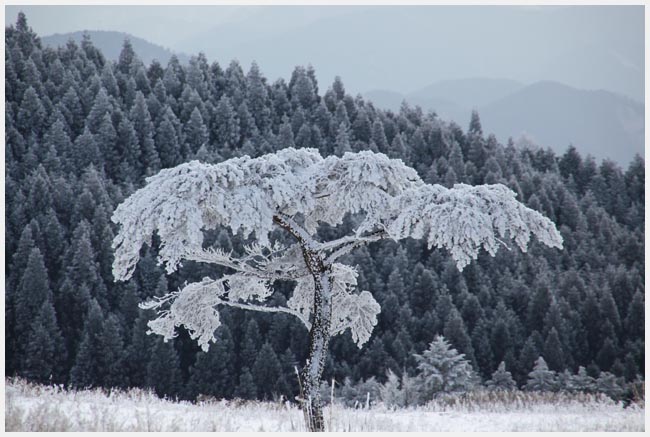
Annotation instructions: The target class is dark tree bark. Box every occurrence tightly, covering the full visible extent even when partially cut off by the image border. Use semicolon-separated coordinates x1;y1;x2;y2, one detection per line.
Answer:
274;214;332;432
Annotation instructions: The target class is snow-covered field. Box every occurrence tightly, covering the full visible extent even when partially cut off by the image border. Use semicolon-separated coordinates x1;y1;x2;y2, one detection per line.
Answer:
5;379;644;432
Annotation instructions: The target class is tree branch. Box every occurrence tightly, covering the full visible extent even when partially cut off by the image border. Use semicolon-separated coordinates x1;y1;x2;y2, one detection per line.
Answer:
187;248;310;281
323;230;389;264
273;213;319;251
219;299;311;330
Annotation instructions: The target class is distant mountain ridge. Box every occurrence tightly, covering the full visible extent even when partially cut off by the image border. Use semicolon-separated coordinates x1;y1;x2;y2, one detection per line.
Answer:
41;30;190;65
366;79;644;165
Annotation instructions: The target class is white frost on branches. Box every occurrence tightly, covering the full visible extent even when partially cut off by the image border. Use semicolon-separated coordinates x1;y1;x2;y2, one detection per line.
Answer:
112;148;562;351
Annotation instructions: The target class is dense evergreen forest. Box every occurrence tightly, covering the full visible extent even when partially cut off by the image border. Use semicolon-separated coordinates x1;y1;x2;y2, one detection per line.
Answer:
5;13;644;402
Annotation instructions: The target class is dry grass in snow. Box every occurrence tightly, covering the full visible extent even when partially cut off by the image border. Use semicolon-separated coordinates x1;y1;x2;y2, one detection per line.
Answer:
5;378;644;432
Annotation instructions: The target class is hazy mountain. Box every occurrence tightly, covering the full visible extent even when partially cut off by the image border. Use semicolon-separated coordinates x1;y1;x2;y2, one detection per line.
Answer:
367;78;525;119
366;79;643;164
480;81;644;165
41;30;190;65
407;78;525;110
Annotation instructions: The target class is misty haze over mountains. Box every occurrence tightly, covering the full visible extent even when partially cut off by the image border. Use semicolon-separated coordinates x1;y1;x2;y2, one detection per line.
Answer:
13;5;645;164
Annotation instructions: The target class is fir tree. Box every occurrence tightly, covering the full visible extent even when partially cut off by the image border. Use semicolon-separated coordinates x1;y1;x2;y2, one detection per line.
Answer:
14;248;51;360
184;107;209;155
146;337;182;399
252;342;285;400
414;335;475;398
70;300;105;389
155;109;181;168
22;299;67;384
595;371;624;399
234;367;257;400
486;361;517;391
568;366;595;393
101;313;127;389
525;357;557;392
188;325;236;399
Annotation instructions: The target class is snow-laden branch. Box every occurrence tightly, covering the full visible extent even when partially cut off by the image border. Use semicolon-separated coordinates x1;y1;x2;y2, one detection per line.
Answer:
141;276;311;351
386;183;563;270
323;230;389;265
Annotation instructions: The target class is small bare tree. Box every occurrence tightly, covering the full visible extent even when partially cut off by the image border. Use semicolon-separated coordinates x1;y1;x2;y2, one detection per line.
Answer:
112;148;562;431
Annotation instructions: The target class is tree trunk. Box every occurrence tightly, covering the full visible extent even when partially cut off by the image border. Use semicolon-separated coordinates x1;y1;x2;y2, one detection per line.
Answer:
272;214;332;432
300;269;332;432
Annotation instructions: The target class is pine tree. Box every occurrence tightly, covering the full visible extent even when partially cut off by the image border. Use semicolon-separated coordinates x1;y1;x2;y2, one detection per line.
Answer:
95;113;119;176
125;310;154;387
334;123;352;156
22;299;67;384
596;337;618;371
252;342;284;400
70;300;105;389
290;67;316;110
116;116;141;181
443;308;476;365
543;327;565;371
72;127;102;173
568;366;595;393
239;318;261;368
352;107;372;143
379;369;405;408
234;367;257;400
624;289;644;340
16;86;45;136
277;116;295;149
212;95;240;150
146;337;182;399
130;91;160;175
486;361;517;391
371;120;388;152
101;313;127;389
188;325;236;400
14;248;51;364
184;107;209;155
246;62;271;133
155;109;181;168
595;371;624;399
43;118;73;171
414;335;475;398
525;357;557;392
85;87;112;134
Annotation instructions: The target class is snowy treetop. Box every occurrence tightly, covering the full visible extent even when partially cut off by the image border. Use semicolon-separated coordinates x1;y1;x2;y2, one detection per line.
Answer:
112;148;562;351
113;148;561;280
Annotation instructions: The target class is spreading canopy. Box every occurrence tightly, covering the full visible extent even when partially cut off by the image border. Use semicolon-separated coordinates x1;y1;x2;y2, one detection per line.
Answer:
112;148;562;350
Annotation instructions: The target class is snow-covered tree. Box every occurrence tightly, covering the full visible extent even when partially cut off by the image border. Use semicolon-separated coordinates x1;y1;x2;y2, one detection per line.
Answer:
568;366;595;393
525;356;557;392
379;369;421;408
111;148;562;431
414;335;476;398
595;371;624;399
486;361;517;391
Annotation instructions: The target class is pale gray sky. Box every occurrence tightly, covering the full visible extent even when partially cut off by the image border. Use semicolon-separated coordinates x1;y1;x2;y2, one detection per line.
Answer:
5;5;644;99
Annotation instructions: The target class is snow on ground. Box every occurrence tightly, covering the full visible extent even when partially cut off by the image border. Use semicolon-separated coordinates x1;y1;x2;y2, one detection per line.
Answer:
5;379;644;432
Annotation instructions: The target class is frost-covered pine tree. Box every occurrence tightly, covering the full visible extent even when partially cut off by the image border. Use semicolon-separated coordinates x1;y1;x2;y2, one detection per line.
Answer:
486;361;517;391
111;148;562;431
568;366;596;393
379;369;405;408
595;371;624;399
525;356;557;392
414;335;476;398
379;369;421;408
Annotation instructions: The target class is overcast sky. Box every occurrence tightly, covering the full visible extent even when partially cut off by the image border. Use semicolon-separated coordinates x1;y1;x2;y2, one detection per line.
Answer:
5;5;644;99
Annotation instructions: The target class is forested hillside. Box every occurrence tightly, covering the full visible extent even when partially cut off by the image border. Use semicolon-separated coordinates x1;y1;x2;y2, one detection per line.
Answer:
5;13;644;402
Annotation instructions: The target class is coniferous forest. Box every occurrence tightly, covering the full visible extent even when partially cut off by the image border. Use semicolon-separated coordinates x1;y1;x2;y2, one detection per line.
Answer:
5;14;645;403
